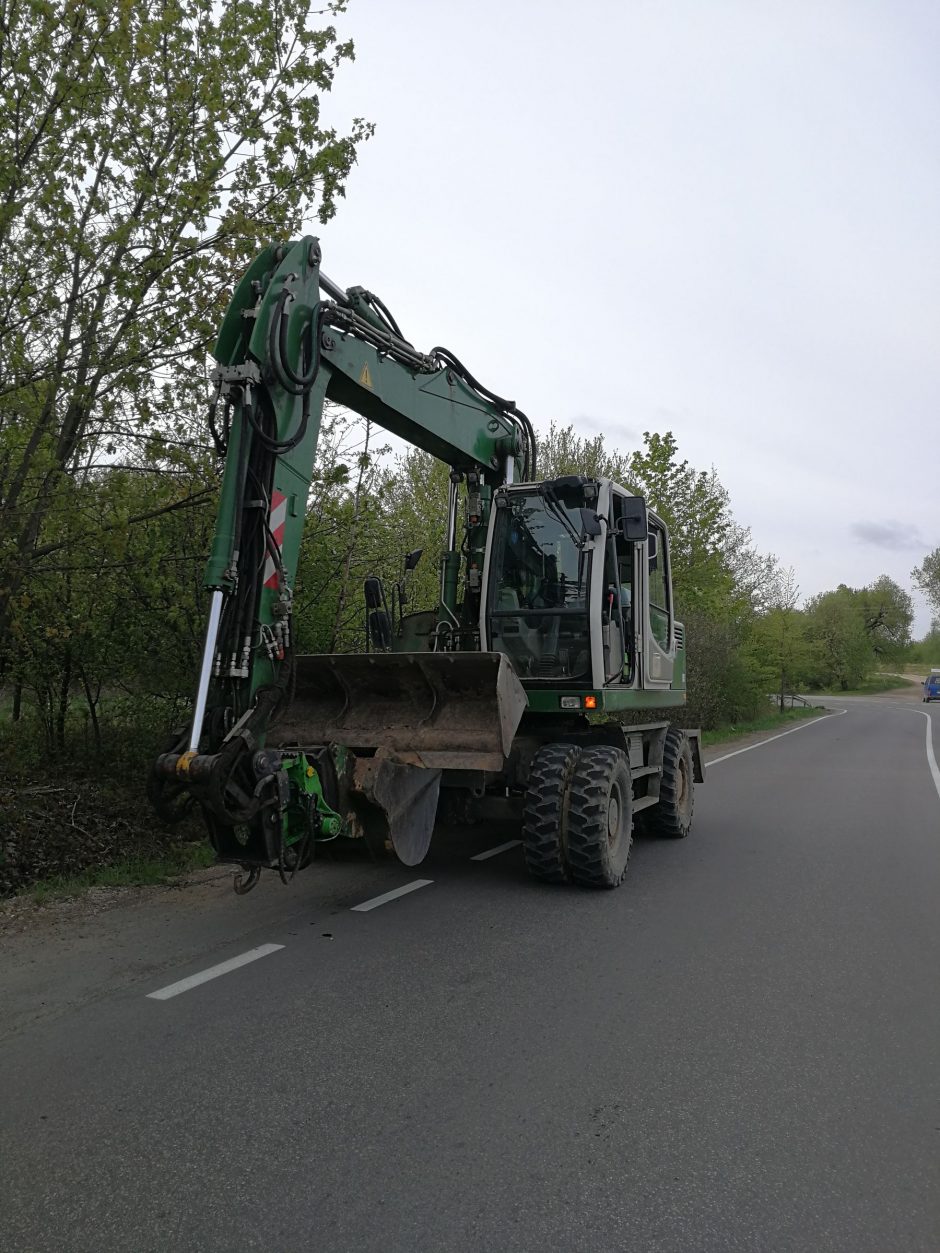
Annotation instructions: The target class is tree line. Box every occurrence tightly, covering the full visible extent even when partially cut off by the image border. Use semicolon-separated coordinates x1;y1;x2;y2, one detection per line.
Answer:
2;400;929;763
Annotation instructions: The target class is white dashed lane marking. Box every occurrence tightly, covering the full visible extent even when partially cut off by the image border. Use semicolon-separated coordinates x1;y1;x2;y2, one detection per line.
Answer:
470;840;522;861
351;879;433;912
146;944;284;1000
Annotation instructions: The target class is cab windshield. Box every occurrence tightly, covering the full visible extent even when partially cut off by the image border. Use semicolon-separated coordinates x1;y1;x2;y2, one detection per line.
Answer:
487;493;591;682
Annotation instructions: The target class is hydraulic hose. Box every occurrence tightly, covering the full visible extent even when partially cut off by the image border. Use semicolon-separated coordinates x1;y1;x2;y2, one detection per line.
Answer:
251;287;323;455
429;344;537;480
246;387;312;457
363;290;407;342
270;288;320;394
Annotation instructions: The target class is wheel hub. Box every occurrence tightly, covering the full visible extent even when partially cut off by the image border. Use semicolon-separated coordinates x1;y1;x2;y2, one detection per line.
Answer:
677;761;689;811
607;792;621;843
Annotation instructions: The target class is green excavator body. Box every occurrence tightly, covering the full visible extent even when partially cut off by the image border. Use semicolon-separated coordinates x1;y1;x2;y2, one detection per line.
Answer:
151;238;698;891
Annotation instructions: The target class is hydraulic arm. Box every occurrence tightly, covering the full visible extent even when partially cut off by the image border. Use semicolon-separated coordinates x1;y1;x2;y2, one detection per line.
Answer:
151;237;536;883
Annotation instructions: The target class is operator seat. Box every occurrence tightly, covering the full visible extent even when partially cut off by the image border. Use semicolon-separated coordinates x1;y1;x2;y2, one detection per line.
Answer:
494;587;541;667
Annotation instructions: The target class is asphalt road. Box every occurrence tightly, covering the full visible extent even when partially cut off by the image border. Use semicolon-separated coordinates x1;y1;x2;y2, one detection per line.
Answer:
2;697;939;1252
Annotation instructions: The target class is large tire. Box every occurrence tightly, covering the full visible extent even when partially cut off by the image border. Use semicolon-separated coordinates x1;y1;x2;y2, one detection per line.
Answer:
647;726;694;839
521;742;582;883
566;746;633;888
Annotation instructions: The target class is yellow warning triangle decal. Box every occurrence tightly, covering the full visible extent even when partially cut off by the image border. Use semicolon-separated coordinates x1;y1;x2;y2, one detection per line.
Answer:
359;363;373;389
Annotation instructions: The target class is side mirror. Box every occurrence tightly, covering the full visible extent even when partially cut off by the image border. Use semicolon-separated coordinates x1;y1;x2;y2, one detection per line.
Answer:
364;576;385;609
404;548;423;572
368;609;392;651
365;576;393;649
579;508;603;537
616;498;648;542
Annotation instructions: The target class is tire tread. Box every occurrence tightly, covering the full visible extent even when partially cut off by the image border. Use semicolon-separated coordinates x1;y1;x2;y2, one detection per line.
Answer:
521;743;581;882
566;746;632;889
647;726;694;839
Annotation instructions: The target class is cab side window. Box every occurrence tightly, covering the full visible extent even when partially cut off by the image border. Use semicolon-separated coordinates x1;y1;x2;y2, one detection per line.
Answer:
648;520;671;650
610;496;634;617
617;541;633;614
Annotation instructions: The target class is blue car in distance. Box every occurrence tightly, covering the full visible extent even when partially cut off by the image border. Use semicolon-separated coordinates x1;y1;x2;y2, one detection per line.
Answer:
923;670;940;702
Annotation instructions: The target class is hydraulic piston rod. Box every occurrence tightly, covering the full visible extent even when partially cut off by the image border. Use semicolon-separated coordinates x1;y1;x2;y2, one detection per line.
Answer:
188;589;224;753
318;271;350;306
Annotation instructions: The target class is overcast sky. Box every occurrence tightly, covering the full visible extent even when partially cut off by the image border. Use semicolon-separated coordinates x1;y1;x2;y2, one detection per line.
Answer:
318;0;939;633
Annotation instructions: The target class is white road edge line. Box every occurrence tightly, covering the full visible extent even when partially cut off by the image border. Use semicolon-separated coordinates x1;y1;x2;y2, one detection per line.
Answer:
920;710;940;804
830;704;940;806
706;708;847;767
147;943;284;1001
351;879;433;912
471;840;522;861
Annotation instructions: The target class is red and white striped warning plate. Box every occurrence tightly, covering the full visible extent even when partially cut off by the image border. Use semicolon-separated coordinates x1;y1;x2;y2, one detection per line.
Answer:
263;490;287;589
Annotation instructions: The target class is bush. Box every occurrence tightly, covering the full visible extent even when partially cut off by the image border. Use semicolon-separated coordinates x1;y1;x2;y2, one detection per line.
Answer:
0;701;201;895
682;612;767;730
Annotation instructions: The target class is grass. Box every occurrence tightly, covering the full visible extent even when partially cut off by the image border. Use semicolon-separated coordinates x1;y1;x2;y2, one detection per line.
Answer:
701;705;826;747
811;674;911;696
21;841;216;906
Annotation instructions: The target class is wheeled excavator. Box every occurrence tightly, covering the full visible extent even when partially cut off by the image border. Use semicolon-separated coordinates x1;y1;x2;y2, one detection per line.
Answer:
151;238;703;892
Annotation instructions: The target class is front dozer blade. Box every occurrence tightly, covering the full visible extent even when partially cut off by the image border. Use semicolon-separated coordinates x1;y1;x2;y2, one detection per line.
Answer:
272;651;528;772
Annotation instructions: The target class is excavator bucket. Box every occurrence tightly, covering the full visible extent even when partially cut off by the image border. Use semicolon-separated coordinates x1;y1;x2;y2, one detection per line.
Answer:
273;651;528;771
271;651;529;866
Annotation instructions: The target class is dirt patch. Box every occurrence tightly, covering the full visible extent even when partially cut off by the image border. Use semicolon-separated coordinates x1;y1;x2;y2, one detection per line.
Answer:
0;773;204;896
0;865;233;939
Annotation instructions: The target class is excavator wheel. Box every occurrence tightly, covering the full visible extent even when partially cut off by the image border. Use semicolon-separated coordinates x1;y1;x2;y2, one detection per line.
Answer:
521;743;582;883
566;745;633;888
646;726;694;839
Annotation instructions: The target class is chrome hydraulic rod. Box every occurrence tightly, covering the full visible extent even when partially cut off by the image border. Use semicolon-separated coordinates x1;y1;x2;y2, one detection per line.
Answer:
445;475;460;550
188;589;224;753
318;271;350;306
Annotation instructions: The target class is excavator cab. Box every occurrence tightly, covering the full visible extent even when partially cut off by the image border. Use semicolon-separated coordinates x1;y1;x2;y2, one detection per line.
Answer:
482;476;681;709
485;479;596;683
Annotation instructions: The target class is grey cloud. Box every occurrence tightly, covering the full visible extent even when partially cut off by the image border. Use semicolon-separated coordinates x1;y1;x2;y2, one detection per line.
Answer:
570;414;640;444
851;521;926;551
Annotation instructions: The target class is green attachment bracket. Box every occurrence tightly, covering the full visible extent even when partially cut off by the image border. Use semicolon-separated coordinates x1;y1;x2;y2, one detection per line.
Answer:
281;752;343;845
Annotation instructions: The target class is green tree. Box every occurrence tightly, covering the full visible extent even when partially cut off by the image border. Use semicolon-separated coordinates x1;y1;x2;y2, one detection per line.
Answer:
803;586;872;690
748;570;817;710
292;408;394;653
375;447;452;621
858;575;913;666
623;431;781;727
536;420;633;482
913;548;940;618
909;619;940;667
4;447;216;751
627;431;736;617
0;0;372;654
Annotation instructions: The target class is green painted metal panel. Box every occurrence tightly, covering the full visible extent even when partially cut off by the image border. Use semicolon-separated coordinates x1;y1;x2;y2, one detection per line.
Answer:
321;341;520;483
523;686;687;714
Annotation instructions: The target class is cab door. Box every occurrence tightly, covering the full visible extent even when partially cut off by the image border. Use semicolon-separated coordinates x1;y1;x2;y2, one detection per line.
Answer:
643;515;675;688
